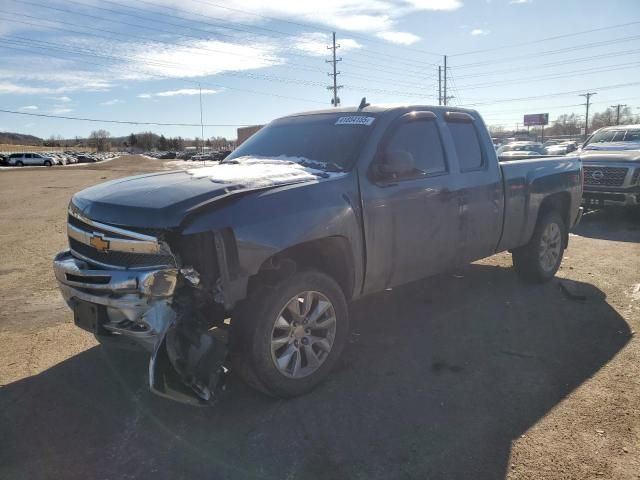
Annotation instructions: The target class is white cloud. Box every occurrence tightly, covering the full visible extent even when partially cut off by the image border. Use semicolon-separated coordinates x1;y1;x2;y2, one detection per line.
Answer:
99;99;123;106
509;0;531;3
128;40;282;79
19;105;38;110
404;0;463;9
376;31;421;45
49;107;73;114
51;96;71;102
138;88;218;98
470;28;490;35
0;83;61;95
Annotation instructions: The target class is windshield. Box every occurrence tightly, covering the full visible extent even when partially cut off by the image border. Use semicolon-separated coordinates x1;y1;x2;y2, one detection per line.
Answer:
585;128;640;147
225;113;376;170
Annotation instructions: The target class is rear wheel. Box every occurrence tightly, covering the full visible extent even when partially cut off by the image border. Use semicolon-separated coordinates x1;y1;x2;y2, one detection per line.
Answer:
512;210;566;283
231;270;349;397
16;161;24;167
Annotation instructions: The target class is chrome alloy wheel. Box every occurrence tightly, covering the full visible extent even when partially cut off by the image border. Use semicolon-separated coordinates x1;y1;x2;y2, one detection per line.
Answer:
539;222;562;272
270;291;337;379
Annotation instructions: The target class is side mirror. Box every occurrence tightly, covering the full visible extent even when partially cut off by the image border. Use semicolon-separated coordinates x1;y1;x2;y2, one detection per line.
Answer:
379;150;415;177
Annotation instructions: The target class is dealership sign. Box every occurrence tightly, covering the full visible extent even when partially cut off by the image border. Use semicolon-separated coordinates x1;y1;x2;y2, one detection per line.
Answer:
523;113;549;126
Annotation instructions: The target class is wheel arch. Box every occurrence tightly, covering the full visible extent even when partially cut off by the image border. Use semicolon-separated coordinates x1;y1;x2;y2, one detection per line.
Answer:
536;191;571;247
250;236;356;301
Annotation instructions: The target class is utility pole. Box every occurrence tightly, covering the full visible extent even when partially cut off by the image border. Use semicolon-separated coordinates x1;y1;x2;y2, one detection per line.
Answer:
610;104;627;125
326;32;342;107
580;92;596;140
198;83;204;155
443;55;448;106
438;66;442;105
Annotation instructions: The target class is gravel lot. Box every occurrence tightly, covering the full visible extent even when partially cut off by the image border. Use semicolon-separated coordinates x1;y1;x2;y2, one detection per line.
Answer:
0;155;638;480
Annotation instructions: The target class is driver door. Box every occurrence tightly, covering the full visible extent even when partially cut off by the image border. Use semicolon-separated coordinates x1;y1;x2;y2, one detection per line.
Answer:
360;111;459;293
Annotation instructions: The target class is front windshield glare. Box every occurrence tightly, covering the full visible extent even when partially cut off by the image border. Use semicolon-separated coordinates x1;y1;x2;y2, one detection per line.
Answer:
225;114;375;169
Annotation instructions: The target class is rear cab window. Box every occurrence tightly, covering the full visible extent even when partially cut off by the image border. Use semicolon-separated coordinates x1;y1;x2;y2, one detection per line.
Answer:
445;112;484;172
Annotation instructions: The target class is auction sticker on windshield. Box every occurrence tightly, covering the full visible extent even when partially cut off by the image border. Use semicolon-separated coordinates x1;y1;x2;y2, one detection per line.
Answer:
335;116;375;126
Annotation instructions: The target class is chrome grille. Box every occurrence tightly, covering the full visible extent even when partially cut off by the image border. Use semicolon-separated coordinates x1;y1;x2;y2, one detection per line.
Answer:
69;238;174;269
67;209;174;269
583;166;628;187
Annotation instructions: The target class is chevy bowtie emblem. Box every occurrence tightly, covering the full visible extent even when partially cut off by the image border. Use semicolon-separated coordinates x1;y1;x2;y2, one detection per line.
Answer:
89;234;110;252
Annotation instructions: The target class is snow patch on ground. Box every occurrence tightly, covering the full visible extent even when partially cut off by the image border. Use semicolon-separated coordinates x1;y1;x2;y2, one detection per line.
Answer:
185;156;340;188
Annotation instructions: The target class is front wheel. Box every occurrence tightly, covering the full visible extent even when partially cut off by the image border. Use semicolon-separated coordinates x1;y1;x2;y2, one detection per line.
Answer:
512;210;566;283
44;160;52;167
232;270;349;397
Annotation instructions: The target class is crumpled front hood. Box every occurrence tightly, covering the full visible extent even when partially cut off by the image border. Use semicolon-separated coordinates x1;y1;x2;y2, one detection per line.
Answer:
73;157;340;228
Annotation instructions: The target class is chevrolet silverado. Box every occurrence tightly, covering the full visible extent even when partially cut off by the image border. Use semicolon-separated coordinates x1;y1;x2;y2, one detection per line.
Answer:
53;104;583;405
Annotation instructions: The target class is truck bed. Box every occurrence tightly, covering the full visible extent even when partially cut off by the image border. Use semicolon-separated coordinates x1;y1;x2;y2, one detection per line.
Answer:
497;156;583;252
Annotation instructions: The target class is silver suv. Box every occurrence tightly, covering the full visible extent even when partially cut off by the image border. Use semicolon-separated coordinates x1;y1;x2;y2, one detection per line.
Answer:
579;125;640;207
7;152;56;167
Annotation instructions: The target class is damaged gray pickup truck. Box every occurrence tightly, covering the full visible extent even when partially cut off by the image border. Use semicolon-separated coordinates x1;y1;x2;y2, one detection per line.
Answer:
53;104;583;405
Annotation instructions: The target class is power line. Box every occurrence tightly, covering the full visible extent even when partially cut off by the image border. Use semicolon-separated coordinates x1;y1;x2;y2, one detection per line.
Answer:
453;49;640;80
459;81;640;107
450;20;640;57
0;42;330;106
98;0;441;69
0;39;437;100
0;109;253;126
9;0;440;76
185;0;444;58
453;34;640;69
455;60;640;90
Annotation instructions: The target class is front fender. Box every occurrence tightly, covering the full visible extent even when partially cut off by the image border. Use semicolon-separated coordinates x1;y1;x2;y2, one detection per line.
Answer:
180;172;364;307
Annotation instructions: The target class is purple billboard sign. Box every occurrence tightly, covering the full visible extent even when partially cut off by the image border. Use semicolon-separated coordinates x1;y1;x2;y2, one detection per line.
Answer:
523;113;549;126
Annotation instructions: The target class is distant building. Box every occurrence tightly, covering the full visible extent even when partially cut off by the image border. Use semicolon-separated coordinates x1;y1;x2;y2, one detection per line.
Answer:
237;125;263;146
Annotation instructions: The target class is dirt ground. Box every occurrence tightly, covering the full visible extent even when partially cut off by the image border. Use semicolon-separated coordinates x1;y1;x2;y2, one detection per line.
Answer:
0;155;638;480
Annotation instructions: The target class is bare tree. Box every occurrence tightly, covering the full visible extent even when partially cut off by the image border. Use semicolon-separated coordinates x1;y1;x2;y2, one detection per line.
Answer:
89;129;111;152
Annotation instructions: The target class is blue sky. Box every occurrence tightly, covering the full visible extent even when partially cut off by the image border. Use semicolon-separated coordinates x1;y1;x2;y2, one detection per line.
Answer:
0;0;639;140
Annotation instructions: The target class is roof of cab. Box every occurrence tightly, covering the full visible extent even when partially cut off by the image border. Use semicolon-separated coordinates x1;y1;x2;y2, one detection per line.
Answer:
280;103;480;120
597;124;640;131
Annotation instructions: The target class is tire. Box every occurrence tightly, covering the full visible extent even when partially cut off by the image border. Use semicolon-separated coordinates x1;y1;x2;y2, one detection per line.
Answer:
231;270;349;397
44;160;52;167
512;210;566;283
16;161;24;167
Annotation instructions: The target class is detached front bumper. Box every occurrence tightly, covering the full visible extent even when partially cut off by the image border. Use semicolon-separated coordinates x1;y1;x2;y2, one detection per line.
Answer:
53;249;178;351
54;249;227;405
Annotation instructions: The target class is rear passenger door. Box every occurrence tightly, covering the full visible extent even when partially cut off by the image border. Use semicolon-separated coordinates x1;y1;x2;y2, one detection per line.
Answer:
444;112;503;264
360;111;459;291
24;154;36;165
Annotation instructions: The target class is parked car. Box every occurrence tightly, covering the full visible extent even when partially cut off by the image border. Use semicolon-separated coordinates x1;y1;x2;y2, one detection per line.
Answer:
545;141;578;156
0;154;7;166
191;153;215;161
212;150;232;161
578;124;640;208
76;154;97;163
7;152;56;166
53;104;583;405
497;141;546;160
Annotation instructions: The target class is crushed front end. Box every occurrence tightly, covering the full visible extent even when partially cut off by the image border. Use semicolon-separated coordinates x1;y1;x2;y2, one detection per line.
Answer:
53;205;230;405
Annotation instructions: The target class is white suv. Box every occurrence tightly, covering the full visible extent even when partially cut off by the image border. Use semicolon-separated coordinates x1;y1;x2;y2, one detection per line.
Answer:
7;153;56;167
